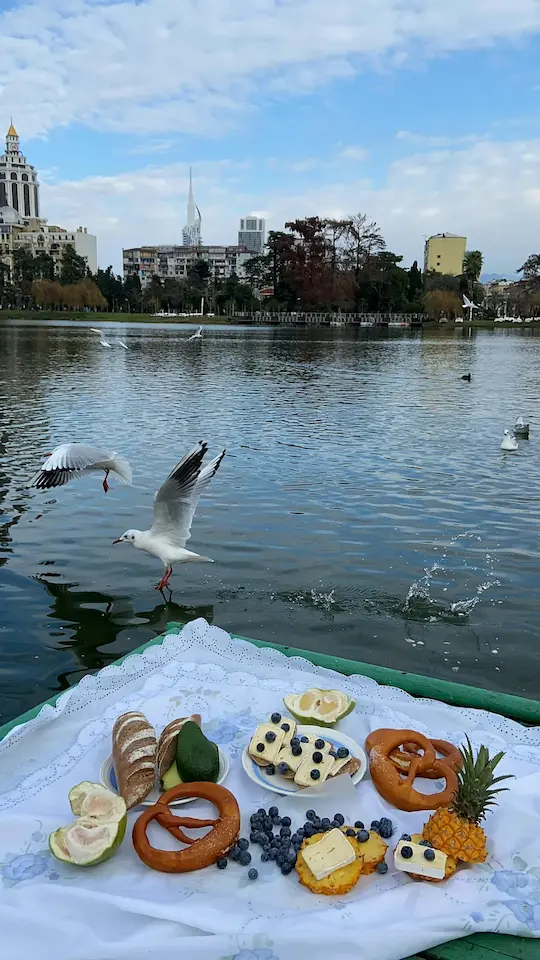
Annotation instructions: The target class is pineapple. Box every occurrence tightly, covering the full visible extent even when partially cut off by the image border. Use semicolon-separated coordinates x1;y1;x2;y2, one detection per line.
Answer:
422;737;513;863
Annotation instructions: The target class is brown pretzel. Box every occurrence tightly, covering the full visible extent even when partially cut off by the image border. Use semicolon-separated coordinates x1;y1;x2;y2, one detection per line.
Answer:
132;782;240;872
365;729;458;812
389;738;462;779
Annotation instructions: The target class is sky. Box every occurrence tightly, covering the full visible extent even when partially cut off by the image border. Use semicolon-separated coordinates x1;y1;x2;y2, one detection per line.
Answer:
1;0;540;275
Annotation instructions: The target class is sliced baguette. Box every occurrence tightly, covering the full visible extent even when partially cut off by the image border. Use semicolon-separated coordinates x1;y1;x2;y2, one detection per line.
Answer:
112;711;157;809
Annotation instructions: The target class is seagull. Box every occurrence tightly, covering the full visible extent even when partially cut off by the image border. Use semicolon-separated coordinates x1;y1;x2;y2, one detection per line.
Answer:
113;441;225;591
90;328;112;347
31;443;133;493
501;430;518;452
187;326;203;341
462;295;480;323
514;415;530;438
116;339;128;350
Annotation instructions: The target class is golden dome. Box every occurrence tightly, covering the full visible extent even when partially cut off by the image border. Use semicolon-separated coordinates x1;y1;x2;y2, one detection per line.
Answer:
7;122;17;137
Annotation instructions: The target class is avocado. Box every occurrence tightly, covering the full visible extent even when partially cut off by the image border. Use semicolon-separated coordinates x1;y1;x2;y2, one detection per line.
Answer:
176;720;220;783
161;761;183;791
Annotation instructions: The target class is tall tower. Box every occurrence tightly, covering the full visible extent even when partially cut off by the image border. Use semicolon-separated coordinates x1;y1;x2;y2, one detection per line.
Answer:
182;167;202;246
238;216;265;254
0;121;41;219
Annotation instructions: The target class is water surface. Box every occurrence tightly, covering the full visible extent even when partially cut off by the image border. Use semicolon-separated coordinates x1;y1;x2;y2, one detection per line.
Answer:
1;319;539;723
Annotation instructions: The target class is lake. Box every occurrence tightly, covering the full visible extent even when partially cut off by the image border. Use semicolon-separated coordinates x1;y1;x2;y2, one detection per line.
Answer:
1;318;539;724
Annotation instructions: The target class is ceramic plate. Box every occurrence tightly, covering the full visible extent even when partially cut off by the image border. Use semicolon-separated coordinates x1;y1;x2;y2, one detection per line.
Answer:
241;725;366;796
100;747;230;807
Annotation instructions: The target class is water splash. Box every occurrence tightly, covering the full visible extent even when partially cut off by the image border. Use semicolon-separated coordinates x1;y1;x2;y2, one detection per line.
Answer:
403;536;501;622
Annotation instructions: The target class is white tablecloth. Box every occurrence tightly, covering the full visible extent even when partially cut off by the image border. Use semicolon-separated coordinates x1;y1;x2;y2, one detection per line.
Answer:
0;618;539;960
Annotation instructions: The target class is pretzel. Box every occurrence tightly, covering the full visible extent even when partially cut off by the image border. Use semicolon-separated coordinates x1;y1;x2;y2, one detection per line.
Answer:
132;782;240;872
365;729;458;812
389;738;462;779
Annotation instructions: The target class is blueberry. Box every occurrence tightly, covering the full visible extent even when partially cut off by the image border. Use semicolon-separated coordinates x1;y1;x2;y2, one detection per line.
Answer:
336;746;349;759
287;850;297;864
238;837;249;851
281;817;291;828
345;828;356;837
300;736;309;743
376;862;388;875
371;820;381;834
265;731;276;743
216;858;227;869
250;813;262;824
238;851;252;866
334;814;345;826
277;762;289;775
268;848;277;860
268;806;279;818
257;808;266;816
281;861;293;875
380;817;392;827
401;845;413;860
230;845;240;861
306;810;316;821
265;765;276;776
312;751;323;763
354;821;364;830
276;853;285;866
292;745;302;757
290;737;300;747
357;830;369;843
419;840;433;847
310;769;321;780
250;832;259;843
331;819;340;829
270;837;280;848
296;827;305;839
400;834;412;842
281;723;291;733
304;824;315;838
378;822;394;839
263;817;273;830
256;743;265;753
424;849;436;862
248;868;258;880
270;713;281;724
329;750;337;758
272;815;282;826
280;826;291;838
321;818;331;830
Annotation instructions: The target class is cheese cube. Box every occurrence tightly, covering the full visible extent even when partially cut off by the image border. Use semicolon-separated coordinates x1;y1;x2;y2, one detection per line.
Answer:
394;840;447;880
249;724;286;764
269;716;296;747
294;749;335;787
276;743;305;774
301;828;356;880
298;734;332;754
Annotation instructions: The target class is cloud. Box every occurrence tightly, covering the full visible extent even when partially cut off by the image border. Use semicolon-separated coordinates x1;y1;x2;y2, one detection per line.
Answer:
339;146;369;161
1;0;540;137
42;137;540;276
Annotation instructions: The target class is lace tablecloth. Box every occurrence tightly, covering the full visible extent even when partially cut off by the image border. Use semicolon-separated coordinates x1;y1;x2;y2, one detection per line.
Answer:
0;618;539;960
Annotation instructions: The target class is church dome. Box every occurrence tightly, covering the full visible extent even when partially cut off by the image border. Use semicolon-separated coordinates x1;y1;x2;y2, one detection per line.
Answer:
0;204;24;225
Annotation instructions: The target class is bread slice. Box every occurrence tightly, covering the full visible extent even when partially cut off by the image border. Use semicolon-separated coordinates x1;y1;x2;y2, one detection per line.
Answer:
157;715;201;776
112;711;157;809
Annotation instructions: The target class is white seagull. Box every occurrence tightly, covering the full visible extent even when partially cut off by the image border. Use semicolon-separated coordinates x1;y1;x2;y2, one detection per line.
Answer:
90;328;112;347
187;325;203;340
31;442;133;493
116;339;128;350
501;430;518;452
113;441;225;591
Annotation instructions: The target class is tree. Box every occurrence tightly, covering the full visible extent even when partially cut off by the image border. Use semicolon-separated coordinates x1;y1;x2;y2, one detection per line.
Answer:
424;290;462;319
96;266;124;311
60;244;87;285
407;260;423;303
341;213;386;311
34;251;55;281
424;271;460;293
143;275;163;314
462;250;483;295
285;217;333;309
518;254;540;289
31;279;63;309
124;273;142;313
12;247;36;301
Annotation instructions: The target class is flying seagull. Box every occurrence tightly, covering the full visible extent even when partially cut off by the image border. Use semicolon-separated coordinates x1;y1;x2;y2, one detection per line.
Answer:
91;328;112;347
31;442;133;493
187;325;203;340
113;441;225;591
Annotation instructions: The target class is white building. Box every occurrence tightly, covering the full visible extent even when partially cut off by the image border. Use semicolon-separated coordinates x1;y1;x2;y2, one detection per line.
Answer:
123;244;252;287
182;168;202;246
0;123;97;278
238;216;265;255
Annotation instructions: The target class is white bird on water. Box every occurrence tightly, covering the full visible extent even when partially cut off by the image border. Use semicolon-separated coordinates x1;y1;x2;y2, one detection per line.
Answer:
501;430;518;452
31;442;133;493
187;325;203;340
91;328;128;349
113;441;225;591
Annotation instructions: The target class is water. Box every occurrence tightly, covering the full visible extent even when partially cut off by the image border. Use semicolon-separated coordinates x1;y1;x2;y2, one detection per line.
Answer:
1;319;540;724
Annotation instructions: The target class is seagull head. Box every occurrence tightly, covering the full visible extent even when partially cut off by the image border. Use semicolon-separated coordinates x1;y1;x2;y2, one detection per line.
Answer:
113;528;140;546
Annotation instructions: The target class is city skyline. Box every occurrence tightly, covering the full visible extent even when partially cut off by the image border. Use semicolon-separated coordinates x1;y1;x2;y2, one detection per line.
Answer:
1;1;540;274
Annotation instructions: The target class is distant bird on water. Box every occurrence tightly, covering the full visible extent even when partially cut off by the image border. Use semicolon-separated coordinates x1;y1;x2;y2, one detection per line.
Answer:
91;328;112;347
113;441;225;591
501;430;518;452
187;325;203;340
461;373;471;381
31;442;133;493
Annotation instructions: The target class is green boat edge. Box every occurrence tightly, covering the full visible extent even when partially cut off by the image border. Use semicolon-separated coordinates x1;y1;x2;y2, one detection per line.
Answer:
0;621;538;960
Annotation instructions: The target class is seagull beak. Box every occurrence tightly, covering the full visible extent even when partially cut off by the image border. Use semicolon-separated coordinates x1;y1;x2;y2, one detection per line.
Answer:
112;538;122;544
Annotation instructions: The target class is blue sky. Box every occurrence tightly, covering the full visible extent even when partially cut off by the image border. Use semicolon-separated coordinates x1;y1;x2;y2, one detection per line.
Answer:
1;0;540;273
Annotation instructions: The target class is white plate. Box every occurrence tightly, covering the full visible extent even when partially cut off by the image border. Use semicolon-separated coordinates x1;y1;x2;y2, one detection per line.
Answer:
242;725;367;796
100;748;230;807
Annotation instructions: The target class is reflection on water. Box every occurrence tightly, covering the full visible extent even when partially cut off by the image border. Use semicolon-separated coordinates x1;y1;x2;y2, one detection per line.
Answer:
1;318;540;722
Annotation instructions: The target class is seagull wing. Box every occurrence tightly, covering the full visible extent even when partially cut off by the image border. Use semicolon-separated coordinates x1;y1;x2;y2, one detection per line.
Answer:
150;442;225;547
30;442;132;490
116;340;128;349
90;328;103;335
462;296;472;308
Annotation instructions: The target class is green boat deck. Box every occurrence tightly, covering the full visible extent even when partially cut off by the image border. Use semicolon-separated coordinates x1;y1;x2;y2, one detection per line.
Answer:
1;622;539;960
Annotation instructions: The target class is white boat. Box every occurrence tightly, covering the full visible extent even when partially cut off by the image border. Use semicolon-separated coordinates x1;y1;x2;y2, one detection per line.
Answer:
388;320;410;329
